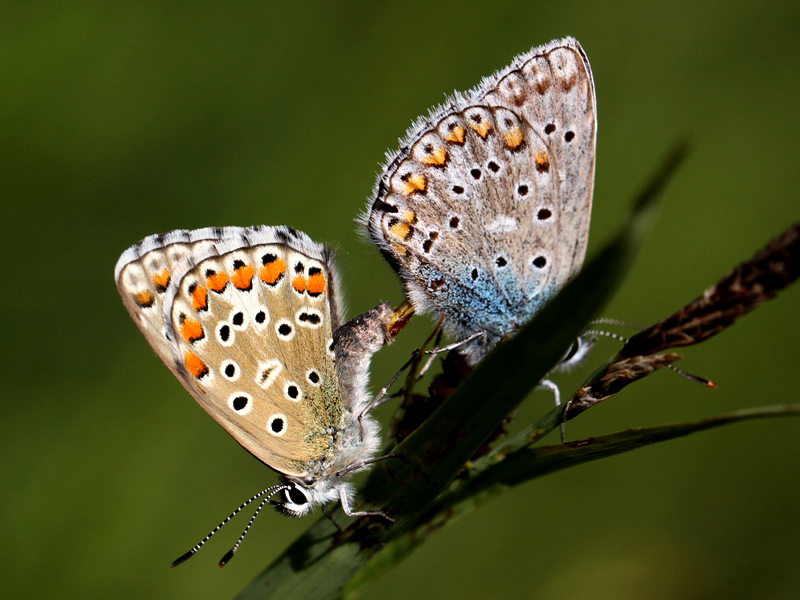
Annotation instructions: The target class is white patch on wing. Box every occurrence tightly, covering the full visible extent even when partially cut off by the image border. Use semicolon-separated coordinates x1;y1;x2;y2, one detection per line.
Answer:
485;215;518;234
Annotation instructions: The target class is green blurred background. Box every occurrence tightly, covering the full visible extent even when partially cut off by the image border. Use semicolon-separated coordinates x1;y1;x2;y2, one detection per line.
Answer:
2;1;798;599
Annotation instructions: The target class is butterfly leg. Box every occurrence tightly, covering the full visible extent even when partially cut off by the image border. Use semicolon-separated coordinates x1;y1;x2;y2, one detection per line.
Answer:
321;505;343;532
361;323;445;421
358;351;420;421
407;330;485;383
360;329;487;420
335;453;402;479
425;330;486;357
339;487;395;522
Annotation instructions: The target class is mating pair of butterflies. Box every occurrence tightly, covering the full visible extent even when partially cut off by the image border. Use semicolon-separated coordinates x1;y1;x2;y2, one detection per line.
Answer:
115;36;596;564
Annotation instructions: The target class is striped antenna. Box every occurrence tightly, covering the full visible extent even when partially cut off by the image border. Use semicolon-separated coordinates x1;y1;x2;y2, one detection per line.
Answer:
218;494;274;568
170;484;288;568
588;317;646;330
583;329;716;388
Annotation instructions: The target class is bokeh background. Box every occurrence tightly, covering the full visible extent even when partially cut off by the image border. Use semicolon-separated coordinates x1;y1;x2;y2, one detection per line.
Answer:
2;2;798;599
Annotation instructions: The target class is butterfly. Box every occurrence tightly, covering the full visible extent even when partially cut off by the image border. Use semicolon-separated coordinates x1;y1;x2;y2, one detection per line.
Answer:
361;36;597;365
115;225;394;565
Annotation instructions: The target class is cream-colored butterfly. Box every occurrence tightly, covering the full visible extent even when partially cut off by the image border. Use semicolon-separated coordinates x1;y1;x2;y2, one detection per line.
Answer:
115;225;393;566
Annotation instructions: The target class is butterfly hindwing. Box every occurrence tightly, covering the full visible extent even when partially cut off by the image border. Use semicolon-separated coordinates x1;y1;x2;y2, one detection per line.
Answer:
115;228;227;367
116;226;345;479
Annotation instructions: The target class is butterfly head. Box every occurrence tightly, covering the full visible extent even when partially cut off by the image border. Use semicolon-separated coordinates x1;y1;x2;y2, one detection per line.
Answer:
277;478;346;517
554;334;597;373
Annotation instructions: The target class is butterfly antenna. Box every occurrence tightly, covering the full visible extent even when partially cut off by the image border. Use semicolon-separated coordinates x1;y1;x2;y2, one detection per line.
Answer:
583;329;716;388
588;317;646;330
218;494;273;568
170;484;288;568
667;364;717;388
582;329;628;344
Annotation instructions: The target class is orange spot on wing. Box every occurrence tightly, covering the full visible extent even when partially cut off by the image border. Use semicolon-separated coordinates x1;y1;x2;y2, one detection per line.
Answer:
133;290;155;308
191;285;208;311
392;243;409;258
292;275;307;293
152;269;171;292
259;258;286;285
534;149;550;172
389;220;411;240
401;173;427;195
444;125;465;144
207;271;229;293
403;209;418;224
307;272;326;296
232;263;255;290
180;318;205;343
185;351;209;379
469;119;492;139
422;146;448;166
503;127;524;150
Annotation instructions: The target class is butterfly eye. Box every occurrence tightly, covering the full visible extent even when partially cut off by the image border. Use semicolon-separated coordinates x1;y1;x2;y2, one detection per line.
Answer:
287;485;309;506
563;340;580;362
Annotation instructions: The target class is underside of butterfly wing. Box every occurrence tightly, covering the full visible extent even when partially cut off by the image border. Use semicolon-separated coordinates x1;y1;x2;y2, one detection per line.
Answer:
116;226;346;478
363;37;596;361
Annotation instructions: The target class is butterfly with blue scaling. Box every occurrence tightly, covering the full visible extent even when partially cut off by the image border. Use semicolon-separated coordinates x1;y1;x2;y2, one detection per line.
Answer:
115;226;396;566
362;36;596;366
